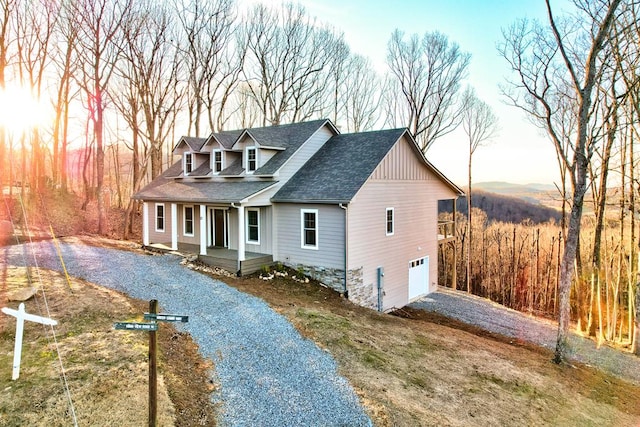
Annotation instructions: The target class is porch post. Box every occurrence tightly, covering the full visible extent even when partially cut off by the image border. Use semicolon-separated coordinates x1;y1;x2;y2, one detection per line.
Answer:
142;202;149;246
171;203;178;250
236;204;245;272
199;204;206;255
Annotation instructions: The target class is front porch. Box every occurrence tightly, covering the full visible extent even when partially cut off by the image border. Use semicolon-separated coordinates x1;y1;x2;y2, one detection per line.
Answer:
148;242;273;275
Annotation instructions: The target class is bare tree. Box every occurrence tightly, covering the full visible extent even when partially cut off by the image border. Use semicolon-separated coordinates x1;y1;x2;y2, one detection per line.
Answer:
385;29;470;152
50;3;79;193
114;0;184;236
0;0;15;188
116;1;183;180
240;3;345;126
341;55;382;132
71;0;132;233
174;0;237;135
461;87;498;293
499;0;624;363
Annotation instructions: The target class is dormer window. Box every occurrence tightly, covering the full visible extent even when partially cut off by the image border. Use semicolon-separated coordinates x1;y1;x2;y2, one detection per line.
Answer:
184;152;193;174
246;147;257;173
213;150;223;173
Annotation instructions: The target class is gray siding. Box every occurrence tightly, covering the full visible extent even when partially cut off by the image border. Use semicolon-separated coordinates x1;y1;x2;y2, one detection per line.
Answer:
177;204;202;246
274;203;344;269
277;126;334;183
228;208;238;250
147;202;172;244
244;206;273;255
246;125;334;206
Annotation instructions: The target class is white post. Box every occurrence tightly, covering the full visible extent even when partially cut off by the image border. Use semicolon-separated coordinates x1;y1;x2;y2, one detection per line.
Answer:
142;202;150;246
236;204;245;272
199;204;207;255
171;203;178;250
2;303;57;380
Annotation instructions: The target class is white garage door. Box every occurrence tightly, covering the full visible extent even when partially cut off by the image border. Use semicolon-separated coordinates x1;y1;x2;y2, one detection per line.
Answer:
408;256;429;300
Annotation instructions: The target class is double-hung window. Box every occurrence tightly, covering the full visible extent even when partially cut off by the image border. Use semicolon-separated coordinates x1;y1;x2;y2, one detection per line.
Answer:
213;150;223;173
246;147;257;172
184;152;193;174
247;208;260;244
183;205;194;236
301;209;318;249
155;203;165;232
386;207;394;236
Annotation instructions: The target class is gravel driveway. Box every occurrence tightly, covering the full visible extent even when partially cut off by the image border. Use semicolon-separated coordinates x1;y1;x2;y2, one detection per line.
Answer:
412;288;640;385
1;241;371;427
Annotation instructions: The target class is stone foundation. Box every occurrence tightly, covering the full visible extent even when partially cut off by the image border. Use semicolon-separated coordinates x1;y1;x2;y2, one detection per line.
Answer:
346;267;376;310
288;263;345;294
288;263;377;310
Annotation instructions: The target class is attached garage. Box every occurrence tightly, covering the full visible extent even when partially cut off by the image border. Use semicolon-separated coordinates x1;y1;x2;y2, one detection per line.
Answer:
408;256;429;301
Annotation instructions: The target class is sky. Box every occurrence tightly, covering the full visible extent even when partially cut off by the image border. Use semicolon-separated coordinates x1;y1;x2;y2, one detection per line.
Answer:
256;0;569;186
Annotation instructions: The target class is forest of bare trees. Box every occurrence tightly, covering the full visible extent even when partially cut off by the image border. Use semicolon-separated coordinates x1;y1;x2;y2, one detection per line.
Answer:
1;0;640;363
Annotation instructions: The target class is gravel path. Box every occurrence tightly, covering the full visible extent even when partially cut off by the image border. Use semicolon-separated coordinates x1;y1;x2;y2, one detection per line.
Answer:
1;241;371;427
412;288;640;385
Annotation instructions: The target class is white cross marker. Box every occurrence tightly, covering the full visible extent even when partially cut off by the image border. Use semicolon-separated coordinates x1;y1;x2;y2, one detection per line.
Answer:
1;303;57;380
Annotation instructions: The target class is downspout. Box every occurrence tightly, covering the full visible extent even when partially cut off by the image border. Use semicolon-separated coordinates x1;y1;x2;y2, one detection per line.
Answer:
339;203;348;297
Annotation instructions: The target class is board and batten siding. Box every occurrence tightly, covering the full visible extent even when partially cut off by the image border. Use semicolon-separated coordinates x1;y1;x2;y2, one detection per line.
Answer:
274;203;344;269
348;135;458;311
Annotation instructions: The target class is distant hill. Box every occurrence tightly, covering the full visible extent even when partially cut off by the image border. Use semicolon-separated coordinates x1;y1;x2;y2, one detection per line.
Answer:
439;189;562;224
474;181;556;194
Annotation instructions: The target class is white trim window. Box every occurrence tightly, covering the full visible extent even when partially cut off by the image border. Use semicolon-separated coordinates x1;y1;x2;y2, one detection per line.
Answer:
246;208;260;244
183;205;194;236
213;150;223;173
184;152;193;174
301;209;318;250
246;147;257;173
155;203;165;232
386;207;394;236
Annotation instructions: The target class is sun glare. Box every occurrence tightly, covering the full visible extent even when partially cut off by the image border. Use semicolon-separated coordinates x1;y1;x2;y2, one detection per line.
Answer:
0;85;50;135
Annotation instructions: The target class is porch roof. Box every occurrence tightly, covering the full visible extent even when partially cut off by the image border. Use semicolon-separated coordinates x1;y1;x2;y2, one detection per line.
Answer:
132;177;277;203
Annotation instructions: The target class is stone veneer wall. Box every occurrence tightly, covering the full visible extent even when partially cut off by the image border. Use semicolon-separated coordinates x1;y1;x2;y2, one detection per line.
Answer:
346;267;376;310
288;264;345;293
289;263;377;310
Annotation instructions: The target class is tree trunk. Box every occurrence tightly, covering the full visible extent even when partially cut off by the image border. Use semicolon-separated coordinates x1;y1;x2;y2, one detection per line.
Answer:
95;83;106;235
555;159;587;362
635;282;640;356
467;149;472;293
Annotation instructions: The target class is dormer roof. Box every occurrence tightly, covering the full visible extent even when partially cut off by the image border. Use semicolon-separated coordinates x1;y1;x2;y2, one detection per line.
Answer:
174;136;208;152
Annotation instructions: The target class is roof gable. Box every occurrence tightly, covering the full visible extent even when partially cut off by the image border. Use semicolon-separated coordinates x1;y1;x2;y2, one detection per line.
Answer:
173;136;208;153
272;128;407;203
272;128;464;203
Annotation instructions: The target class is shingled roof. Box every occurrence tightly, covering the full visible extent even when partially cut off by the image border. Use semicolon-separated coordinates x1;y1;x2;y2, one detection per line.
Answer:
175;136;208;152
209;119;335;176
272;128;409;203
132;164;277;203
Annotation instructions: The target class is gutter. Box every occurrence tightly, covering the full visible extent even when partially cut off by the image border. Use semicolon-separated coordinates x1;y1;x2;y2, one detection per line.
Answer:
339;203;348;297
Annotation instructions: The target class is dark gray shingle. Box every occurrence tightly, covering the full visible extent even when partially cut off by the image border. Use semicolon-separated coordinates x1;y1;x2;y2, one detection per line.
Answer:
273;128;407;203
133;175;277;203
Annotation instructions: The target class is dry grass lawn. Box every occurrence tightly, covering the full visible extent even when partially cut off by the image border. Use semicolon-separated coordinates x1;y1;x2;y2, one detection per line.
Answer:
220;269;640;427
2;235;640;426
0;266;216;427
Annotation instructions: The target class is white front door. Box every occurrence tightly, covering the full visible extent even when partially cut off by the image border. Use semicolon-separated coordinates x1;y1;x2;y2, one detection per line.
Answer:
408;256;429;300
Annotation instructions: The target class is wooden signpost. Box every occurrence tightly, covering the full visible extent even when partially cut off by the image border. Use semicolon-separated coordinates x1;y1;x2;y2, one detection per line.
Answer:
114;299;188;427
1;303;58;380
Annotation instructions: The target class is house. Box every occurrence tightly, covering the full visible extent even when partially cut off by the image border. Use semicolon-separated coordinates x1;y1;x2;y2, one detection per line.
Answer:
132;119;463;311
